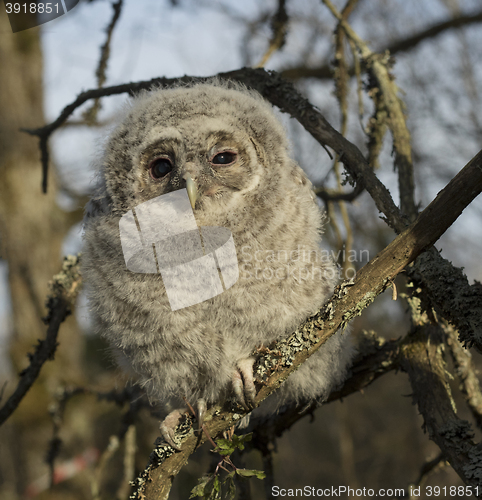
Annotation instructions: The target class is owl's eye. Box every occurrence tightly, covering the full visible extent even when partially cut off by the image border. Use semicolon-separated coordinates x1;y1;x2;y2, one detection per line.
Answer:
149;157;173;179
211;151;237;166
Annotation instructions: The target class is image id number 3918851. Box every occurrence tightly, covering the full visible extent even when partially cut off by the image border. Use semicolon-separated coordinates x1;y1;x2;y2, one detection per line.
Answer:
5;3;61;14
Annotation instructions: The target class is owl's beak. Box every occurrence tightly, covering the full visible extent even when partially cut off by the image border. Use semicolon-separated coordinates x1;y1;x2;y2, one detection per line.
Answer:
184;173;198;210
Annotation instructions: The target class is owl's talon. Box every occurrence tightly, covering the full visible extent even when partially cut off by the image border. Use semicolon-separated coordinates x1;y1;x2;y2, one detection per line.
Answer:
232;357;256;410
196;398;207;431
233;371;250;410
159;409;184;450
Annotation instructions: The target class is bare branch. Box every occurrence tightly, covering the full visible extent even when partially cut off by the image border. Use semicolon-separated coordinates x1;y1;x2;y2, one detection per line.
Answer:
92;435;120;500
83;0;124;123
314;183;364;203
117;424;137;500
246;332;400;443
445;323;482;430
0;255;81;426
323;0;417;220
407;250;482;351
255;0;288;68
281;10;482;81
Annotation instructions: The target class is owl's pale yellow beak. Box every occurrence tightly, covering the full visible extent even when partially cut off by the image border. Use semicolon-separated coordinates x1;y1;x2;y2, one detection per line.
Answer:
184;173;198;210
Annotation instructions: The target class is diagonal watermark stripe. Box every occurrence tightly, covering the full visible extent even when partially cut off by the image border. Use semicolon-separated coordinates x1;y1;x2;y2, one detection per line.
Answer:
119;189;239;311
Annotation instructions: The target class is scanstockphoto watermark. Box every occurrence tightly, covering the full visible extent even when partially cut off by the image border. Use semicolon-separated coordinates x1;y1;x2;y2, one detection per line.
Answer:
271;485;480;497
239;245;370;281
272;486;405;497
3;0;80;33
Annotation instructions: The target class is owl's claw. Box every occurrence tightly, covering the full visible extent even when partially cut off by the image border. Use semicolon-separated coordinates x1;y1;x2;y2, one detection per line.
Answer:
196;398;207;431
232;357;257;410
160;399;207;450
160;408;184;450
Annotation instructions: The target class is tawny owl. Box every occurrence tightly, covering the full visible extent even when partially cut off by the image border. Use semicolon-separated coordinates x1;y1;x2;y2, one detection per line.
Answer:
82;80;353;447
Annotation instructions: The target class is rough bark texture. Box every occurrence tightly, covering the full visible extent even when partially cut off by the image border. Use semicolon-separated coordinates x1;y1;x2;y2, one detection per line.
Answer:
400;325;482;491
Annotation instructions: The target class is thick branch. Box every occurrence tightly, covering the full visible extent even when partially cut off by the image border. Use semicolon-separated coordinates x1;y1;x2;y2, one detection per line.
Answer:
408;250;482;350
400;325;482;493
134;149;482;499
247;332;401;443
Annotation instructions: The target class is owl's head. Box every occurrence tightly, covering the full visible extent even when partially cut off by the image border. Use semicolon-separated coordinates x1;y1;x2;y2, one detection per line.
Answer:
99;80;295;224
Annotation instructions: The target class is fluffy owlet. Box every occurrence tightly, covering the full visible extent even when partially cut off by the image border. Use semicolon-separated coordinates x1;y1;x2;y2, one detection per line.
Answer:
82;80;353;446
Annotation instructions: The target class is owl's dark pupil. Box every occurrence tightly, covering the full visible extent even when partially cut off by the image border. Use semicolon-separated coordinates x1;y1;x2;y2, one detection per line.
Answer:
150;158;172;179
212;152;235;165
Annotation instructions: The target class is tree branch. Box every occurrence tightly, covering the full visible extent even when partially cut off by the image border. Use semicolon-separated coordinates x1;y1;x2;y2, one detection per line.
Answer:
323;0;417;220
280;10;482;81
0;255;81;426
445;323;482;430
246;332;400;443
254;0;288;68
83;0;124;124
400;324;482;493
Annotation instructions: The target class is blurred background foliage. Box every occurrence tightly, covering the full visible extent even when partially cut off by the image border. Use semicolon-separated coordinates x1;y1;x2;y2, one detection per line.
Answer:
0;0;481;498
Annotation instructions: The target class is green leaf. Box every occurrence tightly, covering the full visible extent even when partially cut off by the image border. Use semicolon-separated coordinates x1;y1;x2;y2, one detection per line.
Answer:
206;476;221;500
189;475;211;498
223;473;236;500
215;433;253;456
213;438;237;456
230;433;252;451
236;468;266;480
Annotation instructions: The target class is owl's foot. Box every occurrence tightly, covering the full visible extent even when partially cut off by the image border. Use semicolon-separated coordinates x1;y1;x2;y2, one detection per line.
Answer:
232;357;257;411
159;398;207;450
160;408;184;450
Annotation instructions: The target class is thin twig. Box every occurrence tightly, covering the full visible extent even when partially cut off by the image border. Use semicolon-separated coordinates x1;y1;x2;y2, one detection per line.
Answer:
0;255;82;426
314;183;364;202
328;0;358;277
445;324;482;431
84;0;124;123
322;0;417;220
413;453;446;488
255;0;288;68
91;435;120;500
117;425;137;500
280;10;482;80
